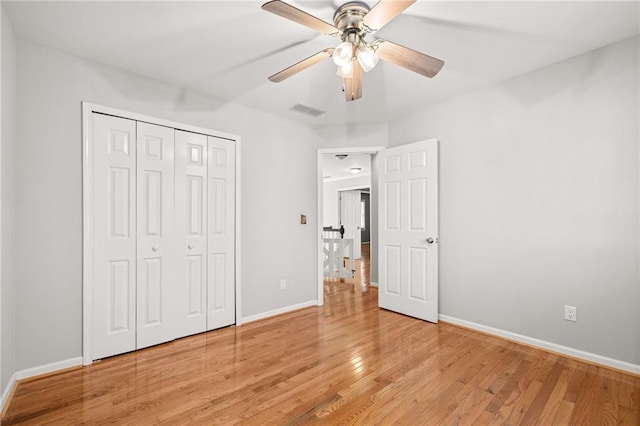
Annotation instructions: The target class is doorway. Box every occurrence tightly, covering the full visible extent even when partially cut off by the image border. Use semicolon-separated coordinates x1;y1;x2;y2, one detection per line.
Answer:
316;147;383;306
317;139;439;322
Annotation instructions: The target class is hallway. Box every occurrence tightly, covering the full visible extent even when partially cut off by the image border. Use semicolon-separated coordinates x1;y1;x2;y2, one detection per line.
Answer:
323;244;372;315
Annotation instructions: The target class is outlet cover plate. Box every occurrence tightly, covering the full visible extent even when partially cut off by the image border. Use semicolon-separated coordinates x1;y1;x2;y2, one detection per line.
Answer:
564;305;577;321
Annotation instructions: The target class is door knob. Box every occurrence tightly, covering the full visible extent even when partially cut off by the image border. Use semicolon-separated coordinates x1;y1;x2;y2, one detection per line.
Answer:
152;246;159;252
426;238;434;245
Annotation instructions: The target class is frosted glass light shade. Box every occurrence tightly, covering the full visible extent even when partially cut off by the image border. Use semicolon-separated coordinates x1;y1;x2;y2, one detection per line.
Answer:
336;61;354;77
333;41;354;66
356;44;379;72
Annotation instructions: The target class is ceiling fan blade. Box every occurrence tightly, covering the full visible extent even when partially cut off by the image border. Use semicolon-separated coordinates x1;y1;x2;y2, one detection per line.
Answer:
375;39;444;78
268;48;334;83
362;0;416;32
344;61;363;102
262;0;339;35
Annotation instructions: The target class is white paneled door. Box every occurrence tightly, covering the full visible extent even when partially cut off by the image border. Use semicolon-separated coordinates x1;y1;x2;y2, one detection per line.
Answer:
175;130;208;337
378;139;439;322
89;109;237;361
340;190;362;259
92;114;137;359
136;122;176;349
207;136;236;330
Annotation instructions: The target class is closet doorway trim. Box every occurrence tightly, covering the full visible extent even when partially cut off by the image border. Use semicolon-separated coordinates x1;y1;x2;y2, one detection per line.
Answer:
81;102;242;365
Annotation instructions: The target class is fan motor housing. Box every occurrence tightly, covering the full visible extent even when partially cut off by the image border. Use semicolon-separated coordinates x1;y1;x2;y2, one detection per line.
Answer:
333;1;370;34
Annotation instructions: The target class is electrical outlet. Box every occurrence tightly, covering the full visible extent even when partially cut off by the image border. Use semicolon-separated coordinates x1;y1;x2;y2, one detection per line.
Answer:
280;279;286;290
564;305;577;322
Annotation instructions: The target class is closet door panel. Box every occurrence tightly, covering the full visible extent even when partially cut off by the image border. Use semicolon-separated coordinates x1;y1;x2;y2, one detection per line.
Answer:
175;130;208;336
207;137;236;330
92;113;137;359
136;122;176;349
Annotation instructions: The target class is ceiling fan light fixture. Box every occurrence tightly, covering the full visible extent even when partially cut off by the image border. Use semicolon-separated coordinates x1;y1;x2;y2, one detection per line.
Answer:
336;61;354;77
333;41;354;66
356;44;379;72
262;0;445;102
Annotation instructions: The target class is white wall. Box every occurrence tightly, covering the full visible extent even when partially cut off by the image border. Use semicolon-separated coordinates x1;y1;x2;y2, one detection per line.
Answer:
322;174;371;228
14;40;318;371
1;4;17;395
315;122;388;149
389;36;640;365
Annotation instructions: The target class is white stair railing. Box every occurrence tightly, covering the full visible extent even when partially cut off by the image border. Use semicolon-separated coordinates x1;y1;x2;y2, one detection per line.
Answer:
323;238;355;279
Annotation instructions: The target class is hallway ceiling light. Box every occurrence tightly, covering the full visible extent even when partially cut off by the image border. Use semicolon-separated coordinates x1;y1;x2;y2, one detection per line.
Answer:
350;167;362;174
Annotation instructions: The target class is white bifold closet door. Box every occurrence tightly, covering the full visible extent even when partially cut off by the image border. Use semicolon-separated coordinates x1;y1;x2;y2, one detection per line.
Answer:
207;137;235;330
175;130;208;336
136;122;176;350
91;113;236;360
92;114;137;359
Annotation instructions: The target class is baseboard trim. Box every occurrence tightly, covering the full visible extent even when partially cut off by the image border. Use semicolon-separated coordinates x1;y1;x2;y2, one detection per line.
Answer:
242;300;318;324
0;373;17;417
15;357;83;382
439;314;640;376
370;282;378;288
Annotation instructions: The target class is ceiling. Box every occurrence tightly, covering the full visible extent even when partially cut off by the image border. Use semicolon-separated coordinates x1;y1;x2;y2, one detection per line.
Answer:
322;152;371;181
4;1;639;127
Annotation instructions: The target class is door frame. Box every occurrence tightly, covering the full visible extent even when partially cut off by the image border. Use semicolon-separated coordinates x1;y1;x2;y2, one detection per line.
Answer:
316;147;384;306
82;102;242;365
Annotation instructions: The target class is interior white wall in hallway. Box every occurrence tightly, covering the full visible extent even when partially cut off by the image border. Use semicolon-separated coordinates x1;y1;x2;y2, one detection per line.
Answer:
1;5;17;395
389;36;640;365
14;40;318;372
322;174;371;228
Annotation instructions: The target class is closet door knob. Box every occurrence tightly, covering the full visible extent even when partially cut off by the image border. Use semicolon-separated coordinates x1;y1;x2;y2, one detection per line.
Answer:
152;246;159;252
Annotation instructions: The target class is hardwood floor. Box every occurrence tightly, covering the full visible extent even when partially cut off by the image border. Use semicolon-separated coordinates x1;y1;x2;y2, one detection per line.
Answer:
3;246;639;424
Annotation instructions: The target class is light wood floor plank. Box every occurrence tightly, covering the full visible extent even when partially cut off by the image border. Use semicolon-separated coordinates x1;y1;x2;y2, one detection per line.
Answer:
3;245;640;424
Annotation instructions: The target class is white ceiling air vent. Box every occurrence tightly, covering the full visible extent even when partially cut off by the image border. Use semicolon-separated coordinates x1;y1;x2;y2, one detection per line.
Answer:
289;103;326;117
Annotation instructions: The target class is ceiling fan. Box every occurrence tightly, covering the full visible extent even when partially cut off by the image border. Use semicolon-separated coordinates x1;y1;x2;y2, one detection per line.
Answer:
262;0;444;102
